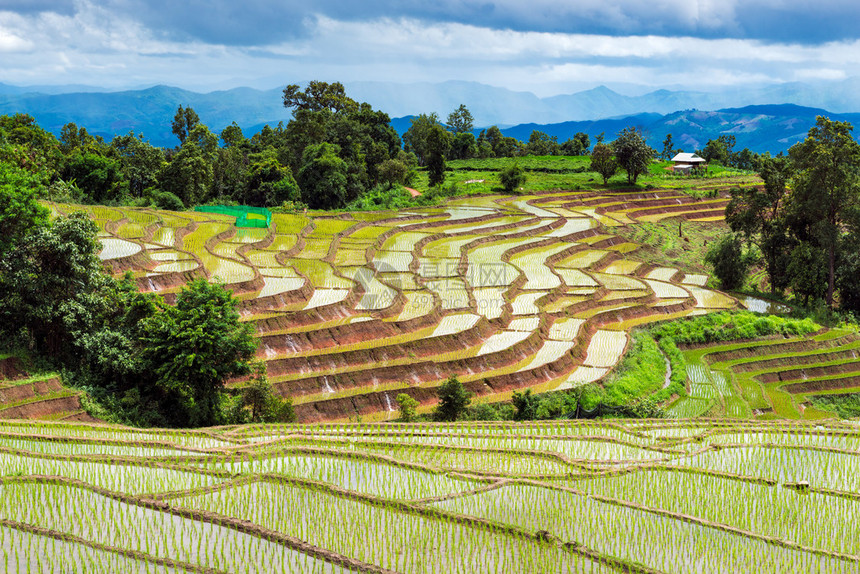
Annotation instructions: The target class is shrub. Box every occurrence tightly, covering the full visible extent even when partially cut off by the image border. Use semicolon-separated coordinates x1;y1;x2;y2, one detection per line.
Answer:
434;376;472;421
511;389;537;420
499;162;526;192
704;234;753;291
395;393;419;422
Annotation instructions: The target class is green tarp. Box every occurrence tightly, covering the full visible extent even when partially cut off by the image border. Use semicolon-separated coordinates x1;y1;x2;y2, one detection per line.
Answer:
194;205;272;228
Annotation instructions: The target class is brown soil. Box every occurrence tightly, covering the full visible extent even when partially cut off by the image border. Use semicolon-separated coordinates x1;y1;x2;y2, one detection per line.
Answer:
707;333;860;363
782;376;860;394
0;357;27;381
0;395;83;419
756;362;860;384
0;378;63;403
734;348;860;373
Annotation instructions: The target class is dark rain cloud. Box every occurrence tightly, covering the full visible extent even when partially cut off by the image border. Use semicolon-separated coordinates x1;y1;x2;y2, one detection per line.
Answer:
3;0;859;46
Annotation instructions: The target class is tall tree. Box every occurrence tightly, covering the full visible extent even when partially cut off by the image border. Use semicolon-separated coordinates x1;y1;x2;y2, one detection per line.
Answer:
725;155;794;294
297;142;348;209
0;161;50;258
590;143;617;184
139;279;256;427
788;116;860;307
403;113;442;166
171;105;200;145
425;124;450;187
283;81;358;114
613;127;655;184
661;133;675;161
445;104;474;134
561;132;590;156
110;132;165;198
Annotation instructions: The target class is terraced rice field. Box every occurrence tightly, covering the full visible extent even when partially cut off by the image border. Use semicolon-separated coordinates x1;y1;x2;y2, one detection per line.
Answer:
669;329;860;420
51;189;739;422
0;418;859;573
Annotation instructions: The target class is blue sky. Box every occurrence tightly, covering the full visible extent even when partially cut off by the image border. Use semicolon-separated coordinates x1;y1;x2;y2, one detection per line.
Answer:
1;0;859;95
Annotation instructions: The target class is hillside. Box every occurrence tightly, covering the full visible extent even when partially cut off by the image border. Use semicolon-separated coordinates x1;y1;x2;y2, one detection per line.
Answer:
3;81;860;152
52;178;748;423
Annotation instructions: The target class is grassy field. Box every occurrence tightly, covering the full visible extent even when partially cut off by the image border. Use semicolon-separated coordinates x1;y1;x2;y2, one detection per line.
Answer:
0;418;858;573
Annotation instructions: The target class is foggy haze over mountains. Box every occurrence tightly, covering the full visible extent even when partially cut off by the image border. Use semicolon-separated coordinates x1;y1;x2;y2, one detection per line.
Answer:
3;78;860;153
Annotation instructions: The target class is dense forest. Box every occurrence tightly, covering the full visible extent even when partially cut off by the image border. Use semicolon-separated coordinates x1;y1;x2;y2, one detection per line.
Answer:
0;80;770;215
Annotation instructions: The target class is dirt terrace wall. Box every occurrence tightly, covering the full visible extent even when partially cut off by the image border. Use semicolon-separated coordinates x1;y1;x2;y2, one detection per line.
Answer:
264;318;497;377
757;362;860;384
0;357;27;381
273;325;547;399
734;348;860;373
0;395;82;419
706;333;860;363
0;378;62;403
782;375;860;394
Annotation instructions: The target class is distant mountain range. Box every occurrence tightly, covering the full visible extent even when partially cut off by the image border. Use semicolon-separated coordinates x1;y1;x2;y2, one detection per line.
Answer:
1;80;859;153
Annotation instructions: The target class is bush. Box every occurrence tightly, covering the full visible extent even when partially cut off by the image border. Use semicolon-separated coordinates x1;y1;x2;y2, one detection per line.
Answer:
348;184;414;211
704;234;753;291
499;162;526;192
512;389;537;420
395;393;419;422
651;311;819;345
151;190;185;211
232;362;295;423
434;375;472;421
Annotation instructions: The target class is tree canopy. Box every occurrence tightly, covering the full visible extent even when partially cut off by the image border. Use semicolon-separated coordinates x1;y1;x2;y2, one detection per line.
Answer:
612;127;655;184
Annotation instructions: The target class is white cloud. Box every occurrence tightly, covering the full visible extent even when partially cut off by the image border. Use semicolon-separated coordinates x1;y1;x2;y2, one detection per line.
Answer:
0;28;31;51
0;7;859;96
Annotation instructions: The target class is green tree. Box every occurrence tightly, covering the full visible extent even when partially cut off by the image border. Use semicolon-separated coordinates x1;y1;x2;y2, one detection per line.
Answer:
478;126;521;158
159;131;216;206
787;242;828;306
446;104;474;134
590;143;617;184
138;279;257;427
60;122;99;154
110;132;165;198
704;234;752;291
434;376;472;421
297;142;348;209
0;212;108;359
377;158;410;187
788;116;860;307
499;162;526;192
403;113;442;166
425;124;450;188
171;105;200;145
0;161;50;258
245;147;300;207
837;233;860;314
561;132;590;156
661;133;675;161
613;127;655;184
526;130;559;156
700;135;736;166
62;151;125;204
283;81;358;114
725;156;794;294
220;122;247;148
235;362;295;423
512;389;537;421
396;393;419;422
449;131;477;160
